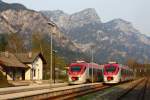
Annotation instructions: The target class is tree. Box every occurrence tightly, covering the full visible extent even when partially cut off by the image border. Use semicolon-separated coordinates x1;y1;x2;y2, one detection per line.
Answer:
32;33;67;80
0;34;8;52
5;33;26;53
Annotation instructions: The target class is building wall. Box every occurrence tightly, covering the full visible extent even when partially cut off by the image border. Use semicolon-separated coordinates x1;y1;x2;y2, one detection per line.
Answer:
32;57;43;80
1;67;23;81
0;67;12;80
25;57;43;80
6;75;13;80
0;57;44;81
0;66;11;80
25;64;32;80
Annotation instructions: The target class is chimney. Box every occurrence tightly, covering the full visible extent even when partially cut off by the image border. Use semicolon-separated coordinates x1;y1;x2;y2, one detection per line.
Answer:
28;52;32;58
5;51;9;58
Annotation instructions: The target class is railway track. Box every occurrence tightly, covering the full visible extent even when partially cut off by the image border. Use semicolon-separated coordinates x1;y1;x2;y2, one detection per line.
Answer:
116;78;148;100
47;84;110;100
0;83;68;95
50;80;144;100
137;78;148;100
0;83;107;100
0;79;146;100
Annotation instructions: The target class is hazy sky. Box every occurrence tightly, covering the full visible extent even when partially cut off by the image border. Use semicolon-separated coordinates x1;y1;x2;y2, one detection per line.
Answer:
3;0;150;36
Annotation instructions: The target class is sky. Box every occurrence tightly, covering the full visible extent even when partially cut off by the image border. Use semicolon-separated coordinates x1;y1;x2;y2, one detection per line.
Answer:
3;0;150;36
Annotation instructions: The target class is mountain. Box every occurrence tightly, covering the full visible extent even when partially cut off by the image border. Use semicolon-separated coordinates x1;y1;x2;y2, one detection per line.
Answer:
41;8;150;63
0;0;27;11
0;0;87;63
41;8;101;35
0;0;150;63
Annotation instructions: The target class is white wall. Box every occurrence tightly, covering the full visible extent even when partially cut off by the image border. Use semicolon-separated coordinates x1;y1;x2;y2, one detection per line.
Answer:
0;65;12;80
0;68;12;80
25;64;32;80
32;57;43;80
1;67;23;81
25;56;43;80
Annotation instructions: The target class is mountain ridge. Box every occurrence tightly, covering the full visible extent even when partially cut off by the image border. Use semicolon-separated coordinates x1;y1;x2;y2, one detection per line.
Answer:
0;0;87;63
0;0;150;63
41;8;150;63
0;0;27;11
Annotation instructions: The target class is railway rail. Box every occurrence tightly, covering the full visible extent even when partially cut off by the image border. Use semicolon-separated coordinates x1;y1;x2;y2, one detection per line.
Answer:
47;84;109;100
0;83;108;100
116;78;148;100
48;80;143;100
0;83;68;95
75;78;144;100
0;78;147;100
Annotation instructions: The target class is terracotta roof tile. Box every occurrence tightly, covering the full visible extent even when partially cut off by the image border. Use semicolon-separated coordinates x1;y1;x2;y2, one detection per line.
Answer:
15;52;46;64
0;52;28;68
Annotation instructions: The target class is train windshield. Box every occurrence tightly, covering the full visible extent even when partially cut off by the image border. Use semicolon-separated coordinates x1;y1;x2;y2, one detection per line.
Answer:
71;66;81;72
105;65;116;72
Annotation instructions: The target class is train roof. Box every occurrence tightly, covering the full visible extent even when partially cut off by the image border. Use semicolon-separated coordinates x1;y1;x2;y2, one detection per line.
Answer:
104;63;129;68
108;61;118;64
69;61;102;69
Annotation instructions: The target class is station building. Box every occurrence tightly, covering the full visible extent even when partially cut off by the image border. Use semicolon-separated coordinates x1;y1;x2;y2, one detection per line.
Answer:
0;51;46;81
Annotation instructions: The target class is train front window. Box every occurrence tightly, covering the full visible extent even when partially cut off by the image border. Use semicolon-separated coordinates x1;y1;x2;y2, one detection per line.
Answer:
71;66;81;72
105;65;116;72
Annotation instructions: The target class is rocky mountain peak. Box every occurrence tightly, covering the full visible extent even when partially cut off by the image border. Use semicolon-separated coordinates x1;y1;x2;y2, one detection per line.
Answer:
70;8;101;23
0;1;83;55
41;8;150;63
0;0;5;4
40;10;69;28
52;10;67;15
41;8;101;31
109;18;131;26
105;18;139;34
74;8;98;15
41;10;68;17
0;0;3;3
0;0;27;11
1;0;149;63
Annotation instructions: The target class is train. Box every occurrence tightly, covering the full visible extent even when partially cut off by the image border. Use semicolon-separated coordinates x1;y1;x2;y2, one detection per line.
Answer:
68;60;103;84
103;62;134;84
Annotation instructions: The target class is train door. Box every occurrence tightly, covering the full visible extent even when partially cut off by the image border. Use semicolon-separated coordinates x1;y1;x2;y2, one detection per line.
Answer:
97;69;103;81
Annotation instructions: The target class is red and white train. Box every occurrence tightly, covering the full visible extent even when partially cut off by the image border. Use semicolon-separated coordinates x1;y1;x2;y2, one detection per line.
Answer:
103;62;134;84
68;61;103;84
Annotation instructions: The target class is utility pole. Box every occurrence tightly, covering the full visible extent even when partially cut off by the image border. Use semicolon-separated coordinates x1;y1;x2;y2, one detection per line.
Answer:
47;21;55;85
53;50;57;83
91;49;94;83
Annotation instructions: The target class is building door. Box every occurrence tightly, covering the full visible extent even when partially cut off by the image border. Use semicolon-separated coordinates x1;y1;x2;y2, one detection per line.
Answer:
22;70;25;80
13;69;16;81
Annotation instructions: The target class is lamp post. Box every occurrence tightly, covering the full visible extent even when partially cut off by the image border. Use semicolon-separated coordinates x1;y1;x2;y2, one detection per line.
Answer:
91;44;95;83
91;49;94;83
53;50;57;83
55;67;59;82
47;21;56;85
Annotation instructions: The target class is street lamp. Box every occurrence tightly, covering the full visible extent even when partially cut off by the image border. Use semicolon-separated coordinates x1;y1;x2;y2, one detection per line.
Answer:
91;49;94;83
55;67;59;82
47;21;56;85
90;44;95;83
53;50;57;83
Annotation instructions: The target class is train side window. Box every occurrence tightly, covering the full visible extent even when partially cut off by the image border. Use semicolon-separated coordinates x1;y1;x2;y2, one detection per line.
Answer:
89;68;97;76
89;68;93;75
121;69;123;75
